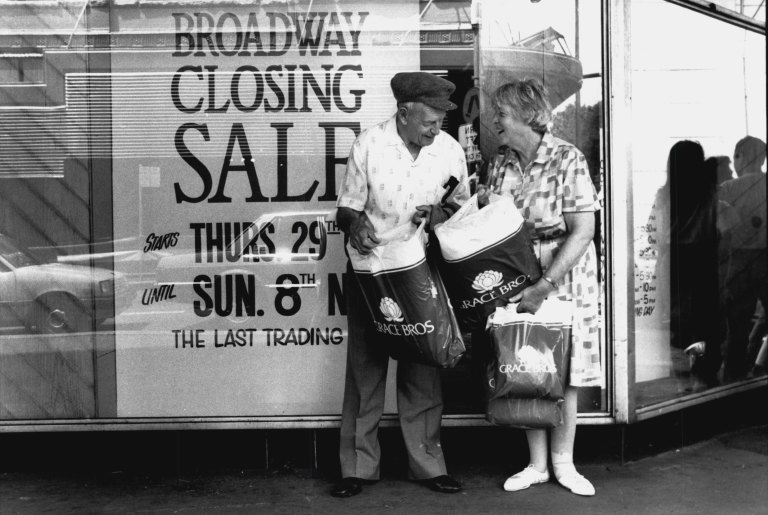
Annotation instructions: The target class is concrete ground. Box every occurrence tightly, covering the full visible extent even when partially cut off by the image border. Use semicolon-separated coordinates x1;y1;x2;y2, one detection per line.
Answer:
1;423;766;514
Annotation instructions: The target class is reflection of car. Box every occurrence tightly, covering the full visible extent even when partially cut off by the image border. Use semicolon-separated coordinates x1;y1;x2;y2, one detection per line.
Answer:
0;234;134;333
154;211;330;322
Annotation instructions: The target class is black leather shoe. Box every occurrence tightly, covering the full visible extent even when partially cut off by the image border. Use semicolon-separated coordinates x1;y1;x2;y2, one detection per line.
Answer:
421;475;462;493
330;477;364;498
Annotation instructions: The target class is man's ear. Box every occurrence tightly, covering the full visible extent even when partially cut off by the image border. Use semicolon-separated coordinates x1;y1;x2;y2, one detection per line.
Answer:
396;105;409;124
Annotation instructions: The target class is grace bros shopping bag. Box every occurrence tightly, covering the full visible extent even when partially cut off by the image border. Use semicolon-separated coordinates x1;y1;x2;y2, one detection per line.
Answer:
486;299;574;401
486;397;564;429
433;193;541;331
484;299;574;428
347;222;465;368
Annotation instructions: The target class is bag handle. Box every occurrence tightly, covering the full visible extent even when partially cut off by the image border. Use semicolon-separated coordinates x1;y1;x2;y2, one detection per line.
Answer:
375;219;426;245
367;220;427;266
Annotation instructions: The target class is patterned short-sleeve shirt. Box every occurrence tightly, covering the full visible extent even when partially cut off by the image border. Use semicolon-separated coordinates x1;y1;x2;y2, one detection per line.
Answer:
488;130;600;240
337;115;469;233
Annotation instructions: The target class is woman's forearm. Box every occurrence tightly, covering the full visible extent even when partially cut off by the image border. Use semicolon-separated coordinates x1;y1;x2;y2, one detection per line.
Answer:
511;212;595;313
539;212;595;286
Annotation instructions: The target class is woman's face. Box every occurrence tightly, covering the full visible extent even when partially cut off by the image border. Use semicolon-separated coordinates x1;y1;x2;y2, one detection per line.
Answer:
493;103;531;147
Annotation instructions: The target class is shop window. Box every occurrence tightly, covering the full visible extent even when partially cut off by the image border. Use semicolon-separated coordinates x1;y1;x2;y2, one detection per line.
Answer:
2;0;614;424
474;0;607;413
631;0;766;407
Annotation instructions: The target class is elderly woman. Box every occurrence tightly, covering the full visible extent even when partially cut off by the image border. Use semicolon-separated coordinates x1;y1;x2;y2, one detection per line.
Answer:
477;79;602;496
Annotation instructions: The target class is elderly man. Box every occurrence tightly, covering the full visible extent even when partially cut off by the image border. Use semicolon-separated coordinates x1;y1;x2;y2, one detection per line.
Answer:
720;136;767;380
331;72;470;498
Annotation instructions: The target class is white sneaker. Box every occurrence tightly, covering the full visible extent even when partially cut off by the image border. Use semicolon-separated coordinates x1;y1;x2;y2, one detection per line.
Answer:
503;465;550;492
555;469;595;496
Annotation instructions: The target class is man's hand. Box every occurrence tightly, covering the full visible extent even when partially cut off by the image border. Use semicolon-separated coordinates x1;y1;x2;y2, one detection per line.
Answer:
337;207;381;255
412;205;433;226
476;184;490;209
349;213;381;255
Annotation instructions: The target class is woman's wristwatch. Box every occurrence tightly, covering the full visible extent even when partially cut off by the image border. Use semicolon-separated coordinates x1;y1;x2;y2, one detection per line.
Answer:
541;275;559;290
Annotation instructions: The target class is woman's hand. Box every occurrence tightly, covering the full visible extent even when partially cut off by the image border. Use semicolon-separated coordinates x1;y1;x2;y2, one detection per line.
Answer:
510;280;555;314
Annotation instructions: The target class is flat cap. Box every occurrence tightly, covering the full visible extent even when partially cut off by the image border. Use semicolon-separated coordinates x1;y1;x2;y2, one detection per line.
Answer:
391;72;457;111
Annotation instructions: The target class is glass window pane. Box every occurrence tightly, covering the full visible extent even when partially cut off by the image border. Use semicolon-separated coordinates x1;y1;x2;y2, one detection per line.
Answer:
2;0;612;422
631;0;767;408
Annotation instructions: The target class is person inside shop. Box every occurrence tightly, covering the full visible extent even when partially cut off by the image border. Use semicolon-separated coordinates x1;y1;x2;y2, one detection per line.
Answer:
331;71;470;498
704;153;741;378
706;155;735;186
719;135;767;381
665;141;724;386
476;78;602;496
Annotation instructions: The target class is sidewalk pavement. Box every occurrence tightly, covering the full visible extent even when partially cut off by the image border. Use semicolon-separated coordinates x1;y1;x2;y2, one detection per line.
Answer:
1;424;766;514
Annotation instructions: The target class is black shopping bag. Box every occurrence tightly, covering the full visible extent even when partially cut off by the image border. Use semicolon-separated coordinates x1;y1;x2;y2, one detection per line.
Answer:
434;193;541;332
348;222;465;368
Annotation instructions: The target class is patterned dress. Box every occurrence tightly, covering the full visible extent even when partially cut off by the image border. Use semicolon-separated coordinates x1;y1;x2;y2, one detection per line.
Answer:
488;130;603;387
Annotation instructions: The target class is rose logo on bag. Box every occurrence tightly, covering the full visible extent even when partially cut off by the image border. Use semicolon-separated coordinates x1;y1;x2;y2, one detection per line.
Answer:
472;270;504;293
379;297;404;322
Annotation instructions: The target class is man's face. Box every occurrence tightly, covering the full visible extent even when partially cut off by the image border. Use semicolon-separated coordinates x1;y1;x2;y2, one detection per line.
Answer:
733;140;766;176
400;103;446;148
733;145;746;176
